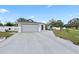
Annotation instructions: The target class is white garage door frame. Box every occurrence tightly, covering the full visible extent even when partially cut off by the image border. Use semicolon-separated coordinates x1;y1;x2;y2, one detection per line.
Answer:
21;24;39;32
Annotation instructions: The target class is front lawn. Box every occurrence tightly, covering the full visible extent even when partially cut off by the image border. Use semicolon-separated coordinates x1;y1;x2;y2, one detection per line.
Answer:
0;32;13;39
53;29;79;45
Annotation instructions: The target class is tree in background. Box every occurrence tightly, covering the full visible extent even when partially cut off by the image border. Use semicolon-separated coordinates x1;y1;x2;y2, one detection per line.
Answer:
67;18;79;29
55;20;64;30
0;22;3;26
47;19;64;30
17;18;34;22
4;22;16;26
47;19;56;29
17;18;27;22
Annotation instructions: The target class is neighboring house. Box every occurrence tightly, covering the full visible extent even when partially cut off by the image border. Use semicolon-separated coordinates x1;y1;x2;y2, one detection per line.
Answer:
17;22;45;32
0;26;18;32
47;25;66;30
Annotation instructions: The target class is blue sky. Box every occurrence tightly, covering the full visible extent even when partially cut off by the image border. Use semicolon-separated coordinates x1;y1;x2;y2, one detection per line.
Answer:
0;5;79;24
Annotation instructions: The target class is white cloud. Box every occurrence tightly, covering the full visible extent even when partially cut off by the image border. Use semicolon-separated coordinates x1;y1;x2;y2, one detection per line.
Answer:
30;16;35;19
0;9;8;13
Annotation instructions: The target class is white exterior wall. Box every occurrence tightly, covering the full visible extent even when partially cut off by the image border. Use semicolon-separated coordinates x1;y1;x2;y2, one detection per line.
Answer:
38;24;41;32
53;27;60;30
0;26;5;32
0;26;19;32
18;24;21;32
43;25;46;30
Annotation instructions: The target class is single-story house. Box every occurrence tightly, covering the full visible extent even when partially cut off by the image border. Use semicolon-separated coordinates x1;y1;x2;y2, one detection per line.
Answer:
17;22;46;32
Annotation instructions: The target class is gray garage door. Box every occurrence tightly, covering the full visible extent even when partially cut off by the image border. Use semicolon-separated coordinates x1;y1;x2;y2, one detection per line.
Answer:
21;25;39;32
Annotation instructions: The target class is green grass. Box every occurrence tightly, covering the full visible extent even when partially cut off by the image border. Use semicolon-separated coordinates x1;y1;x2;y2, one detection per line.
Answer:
53;29;79;45
0;32;13;39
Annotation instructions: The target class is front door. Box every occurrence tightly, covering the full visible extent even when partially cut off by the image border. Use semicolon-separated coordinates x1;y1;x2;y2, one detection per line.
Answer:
41;25;43;30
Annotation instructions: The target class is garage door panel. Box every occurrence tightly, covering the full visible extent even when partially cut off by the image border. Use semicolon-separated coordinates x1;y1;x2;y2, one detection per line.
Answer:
22;25;38;32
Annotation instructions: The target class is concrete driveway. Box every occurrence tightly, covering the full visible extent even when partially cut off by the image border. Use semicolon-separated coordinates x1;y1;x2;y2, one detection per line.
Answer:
0;30;79;54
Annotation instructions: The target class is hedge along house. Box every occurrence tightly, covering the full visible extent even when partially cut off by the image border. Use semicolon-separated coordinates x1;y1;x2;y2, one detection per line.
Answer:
17;22;46;33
